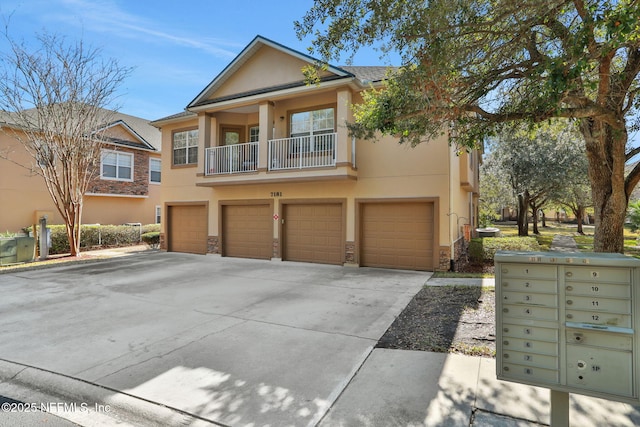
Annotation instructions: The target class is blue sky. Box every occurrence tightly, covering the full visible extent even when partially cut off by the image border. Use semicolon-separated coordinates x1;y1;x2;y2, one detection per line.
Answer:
0;0;394;121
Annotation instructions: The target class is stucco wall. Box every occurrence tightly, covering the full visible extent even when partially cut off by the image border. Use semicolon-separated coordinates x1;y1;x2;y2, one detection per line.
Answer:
215;45;333;99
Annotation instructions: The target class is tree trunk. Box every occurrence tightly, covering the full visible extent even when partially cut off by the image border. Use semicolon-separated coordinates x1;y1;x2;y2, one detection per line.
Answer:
541;210;547;228
63;200;83;257
580;119;627;253
517;192;529;236
531;206;540;234
569;205;586;235
576;206;585;235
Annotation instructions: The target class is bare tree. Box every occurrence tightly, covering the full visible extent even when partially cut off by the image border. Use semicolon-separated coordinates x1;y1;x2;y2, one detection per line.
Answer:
0;31;132;256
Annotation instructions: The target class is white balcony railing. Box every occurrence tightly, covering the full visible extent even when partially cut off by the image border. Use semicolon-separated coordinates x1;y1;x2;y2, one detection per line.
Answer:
268;133;337;170
205;142;258;175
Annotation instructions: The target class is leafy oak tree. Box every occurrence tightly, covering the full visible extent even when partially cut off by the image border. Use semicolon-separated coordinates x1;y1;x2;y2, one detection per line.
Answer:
296;0;640;252
487;123;584;236
555;142;592;234
479;158;512;225
0;31;132;256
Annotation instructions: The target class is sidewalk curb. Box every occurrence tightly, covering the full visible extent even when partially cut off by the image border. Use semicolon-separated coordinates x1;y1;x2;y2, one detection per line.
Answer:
0;359;219;427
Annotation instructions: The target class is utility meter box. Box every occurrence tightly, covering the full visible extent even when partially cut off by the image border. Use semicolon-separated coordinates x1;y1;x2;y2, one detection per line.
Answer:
495;251;640;404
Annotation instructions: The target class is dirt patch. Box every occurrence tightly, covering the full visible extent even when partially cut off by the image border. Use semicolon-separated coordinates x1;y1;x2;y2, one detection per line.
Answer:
377;285;496;357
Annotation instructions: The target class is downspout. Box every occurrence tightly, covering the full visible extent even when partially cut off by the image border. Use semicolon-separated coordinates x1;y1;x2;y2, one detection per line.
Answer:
351;136;356;168
448;142;454;271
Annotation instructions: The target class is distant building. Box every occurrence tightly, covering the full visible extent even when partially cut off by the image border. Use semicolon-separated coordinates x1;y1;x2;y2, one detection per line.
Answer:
0;110;162;232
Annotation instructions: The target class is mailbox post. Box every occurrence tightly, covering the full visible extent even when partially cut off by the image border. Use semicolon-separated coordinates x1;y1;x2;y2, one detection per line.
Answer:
495;251;640;426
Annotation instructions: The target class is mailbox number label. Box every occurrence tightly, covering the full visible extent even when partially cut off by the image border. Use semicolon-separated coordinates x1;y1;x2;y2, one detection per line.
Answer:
591;286;599;292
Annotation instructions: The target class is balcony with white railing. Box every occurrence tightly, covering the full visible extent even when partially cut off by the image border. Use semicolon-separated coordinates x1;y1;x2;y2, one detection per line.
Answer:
199;132;355;186
268;133;336;170
205;142;259;175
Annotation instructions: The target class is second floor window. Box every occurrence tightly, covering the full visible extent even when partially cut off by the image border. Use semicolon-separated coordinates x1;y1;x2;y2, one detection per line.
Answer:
101;150;132;181
290;107;335;153
150;158;161;183
249;125;259;143
173;129;198;165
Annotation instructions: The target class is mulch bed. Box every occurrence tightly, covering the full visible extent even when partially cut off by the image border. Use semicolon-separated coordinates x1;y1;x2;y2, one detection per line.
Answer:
377;282;496;357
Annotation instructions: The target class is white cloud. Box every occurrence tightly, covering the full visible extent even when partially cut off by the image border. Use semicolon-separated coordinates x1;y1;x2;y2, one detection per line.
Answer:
55;0;241;59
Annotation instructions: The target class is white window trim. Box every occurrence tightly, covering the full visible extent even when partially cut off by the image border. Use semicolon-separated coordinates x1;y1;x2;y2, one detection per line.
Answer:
155;205;161;224
172;129;198;166
249;125;260;143
149;158;161;184
290;107;335;153
101;149;134;182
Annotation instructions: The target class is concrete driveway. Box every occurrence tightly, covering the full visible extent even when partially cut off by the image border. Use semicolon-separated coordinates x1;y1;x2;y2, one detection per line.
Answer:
0;252;428;426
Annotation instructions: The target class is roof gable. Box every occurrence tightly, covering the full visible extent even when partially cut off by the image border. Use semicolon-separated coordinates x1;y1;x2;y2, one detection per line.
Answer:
96;120;157;151
188;35;354;109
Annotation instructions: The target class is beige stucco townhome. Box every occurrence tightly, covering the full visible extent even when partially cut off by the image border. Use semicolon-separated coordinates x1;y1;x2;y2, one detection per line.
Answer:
152;36;480;271
0;111;162;232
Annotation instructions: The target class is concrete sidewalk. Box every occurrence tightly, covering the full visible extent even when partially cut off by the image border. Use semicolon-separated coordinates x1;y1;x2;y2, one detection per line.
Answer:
321;349;640;426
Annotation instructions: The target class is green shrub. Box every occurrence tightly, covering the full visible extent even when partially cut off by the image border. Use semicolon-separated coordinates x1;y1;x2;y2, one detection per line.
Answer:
469;238;484;262
142;224;161;233
49;225;71;254
24;223;157;255
470;236;541;263
628;200;640;232
141;232;160;248
99;225;141;247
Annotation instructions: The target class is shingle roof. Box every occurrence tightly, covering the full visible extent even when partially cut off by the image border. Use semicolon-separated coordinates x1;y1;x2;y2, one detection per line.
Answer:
108;111;162;151
341;66;396;83
150;110;196;125
0;106;161;151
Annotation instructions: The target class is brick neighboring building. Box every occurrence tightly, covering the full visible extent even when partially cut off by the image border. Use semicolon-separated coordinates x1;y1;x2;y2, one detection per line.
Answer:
0;111;162;232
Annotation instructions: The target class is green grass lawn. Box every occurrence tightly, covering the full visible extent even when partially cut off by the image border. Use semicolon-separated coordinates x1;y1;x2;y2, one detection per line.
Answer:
494;222;640;258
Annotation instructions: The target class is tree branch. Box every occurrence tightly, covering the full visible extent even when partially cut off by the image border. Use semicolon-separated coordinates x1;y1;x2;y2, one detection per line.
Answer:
572;0;599;57
463;103;621;127
625;161;640;200
626;146;640;162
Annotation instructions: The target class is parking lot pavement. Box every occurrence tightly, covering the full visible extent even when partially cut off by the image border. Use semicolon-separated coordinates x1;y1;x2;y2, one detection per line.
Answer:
0;252;429;426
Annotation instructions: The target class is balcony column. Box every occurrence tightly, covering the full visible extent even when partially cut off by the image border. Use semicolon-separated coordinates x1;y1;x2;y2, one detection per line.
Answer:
336;89;354;166
258;101;274;171
198;113;213;172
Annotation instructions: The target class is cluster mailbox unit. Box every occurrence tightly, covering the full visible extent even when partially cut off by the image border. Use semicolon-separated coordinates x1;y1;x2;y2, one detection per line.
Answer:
495;251;640;424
